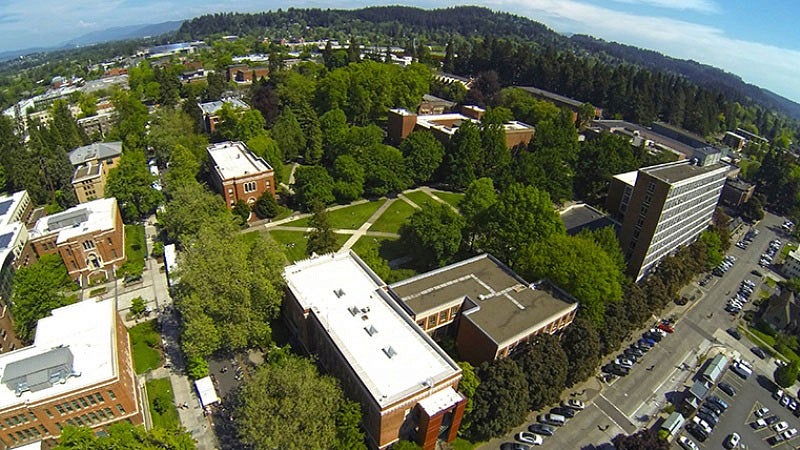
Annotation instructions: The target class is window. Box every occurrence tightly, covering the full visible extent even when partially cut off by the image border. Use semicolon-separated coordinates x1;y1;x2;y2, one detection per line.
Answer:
55;405;64;415
44;409;52;419
244;181;257;193
108;390;116;400
79;397;88;408
416;320;426;328
111;249;117;258
428;314;438;327
116;404;125;414
95;392;104;403
439;310;449;322
82;240;95;250
107;238;113;245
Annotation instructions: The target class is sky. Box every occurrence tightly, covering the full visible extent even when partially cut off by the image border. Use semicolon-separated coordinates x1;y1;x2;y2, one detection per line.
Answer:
1;0;799;103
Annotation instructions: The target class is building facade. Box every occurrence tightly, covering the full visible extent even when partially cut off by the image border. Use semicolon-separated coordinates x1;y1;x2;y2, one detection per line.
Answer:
68;142;122;204
197;98;250;133
389;254;578;365
207;141;276;215
225;64;269;84
0;300;142;448
719;178;755;208
283;252;466;450
28;198;126;285
608;152;731;281
783;248;800;280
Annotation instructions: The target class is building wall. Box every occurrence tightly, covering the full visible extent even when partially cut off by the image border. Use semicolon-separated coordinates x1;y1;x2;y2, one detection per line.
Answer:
606;177;632;221
217;172;275;212
387;110;417;146
720;182;754;207
505;128;535;148
73;173;107;204
784;254;800;279
454;317;499;366
0;315;142;448
416;396;467;450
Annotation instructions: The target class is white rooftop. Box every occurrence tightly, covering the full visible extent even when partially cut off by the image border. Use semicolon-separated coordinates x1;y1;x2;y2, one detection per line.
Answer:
284;252;460;408
198;97;250;115
0;190;29;226
207;141;272;181
613;170;639;187
418;386;463;416
30;197;118;244
0;222;25;268
195;376;220;408
0;299;116;411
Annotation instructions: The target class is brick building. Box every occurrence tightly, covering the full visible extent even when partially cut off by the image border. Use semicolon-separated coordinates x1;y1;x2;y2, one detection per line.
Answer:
387;106;534;148
607;150;731;281
0;191;34;356
0;299;142;448
283;252;466;450
207;141;275;216
719;178;755;207
28;198;126;285
390;254;578;365
225;64;268;84
68;142;122;204
197;98;250;133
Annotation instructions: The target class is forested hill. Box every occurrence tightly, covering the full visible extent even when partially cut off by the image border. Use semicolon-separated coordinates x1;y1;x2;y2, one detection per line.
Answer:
570;35;800;120
177;6;800;121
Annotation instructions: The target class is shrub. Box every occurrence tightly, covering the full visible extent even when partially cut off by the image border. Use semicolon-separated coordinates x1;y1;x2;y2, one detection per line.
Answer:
187;355;209;379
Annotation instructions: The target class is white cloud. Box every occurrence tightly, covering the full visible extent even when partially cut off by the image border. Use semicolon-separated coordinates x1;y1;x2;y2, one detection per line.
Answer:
606;0;719;14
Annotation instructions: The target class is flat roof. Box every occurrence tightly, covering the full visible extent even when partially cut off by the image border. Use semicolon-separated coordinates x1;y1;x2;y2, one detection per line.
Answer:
0;191;28;226
68;142;122;166
198;97;249;115
284;252;460;408
72;162;102;182
560;203;617;235
613;170;638;187
207;141;272;181
0;299;116;410
642;160;730;184
0;222;24;268
593;120;697;157
30;197;117;244
517;86;585;108
390;254;577;347
195;376;219;407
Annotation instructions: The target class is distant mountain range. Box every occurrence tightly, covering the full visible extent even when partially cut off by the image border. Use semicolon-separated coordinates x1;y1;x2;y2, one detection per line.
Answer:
0;21;182;62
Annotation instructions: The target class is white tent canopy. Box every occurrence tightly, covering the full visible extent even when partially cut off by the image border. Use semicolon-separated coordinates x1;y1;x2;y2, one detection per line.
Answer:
195;376;219;408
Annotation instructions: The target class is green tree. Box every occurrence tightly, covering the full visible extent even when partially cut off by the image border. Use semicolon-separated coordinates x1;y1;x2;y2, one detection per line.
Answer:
320;108;349;165
515;334;569;410
254;190;280;219
457;361;480;433
399;130;445;186
11;254;75;342
358;144;411;197
560;317;601;387
481;183;564;266
574;132;637;205
306;202;338;256
232;199;251;225
130;297;146;317
160;181;230;243
235;354;363;450
775;360;800;389
55;422;195;450
400;204;465;269
578;226;627;274
468;358;529;440
442;121;481;190
460;177;497;249
148;108;208;168
330;155;365;203
105;150;163;221
271;108;305;161
741;196;765;222
698;229;723;269
247;133;285;183
108;88;149;151
292;165;335;209
612;430;670;450
333;400;367;450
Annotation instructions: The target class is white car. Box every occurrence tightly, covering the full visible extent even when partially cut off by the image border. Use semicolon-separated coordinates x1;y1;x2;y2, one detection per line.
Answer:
781;395;791;407
755;406;770;418
783;428;798;440
774;421;789;433
724;432;740;449
678;435;699;450
516;431;543;446
775;389;785;400
692;416;712;434
753;418;767;429
561;399;585;410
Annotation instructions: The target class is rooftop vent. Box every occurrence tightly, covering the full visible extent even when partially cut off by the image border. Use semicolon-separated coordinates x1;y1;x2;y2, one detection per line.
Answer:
334;289;346;298
364;325;378;336
382;346;397;359
348;305;359;316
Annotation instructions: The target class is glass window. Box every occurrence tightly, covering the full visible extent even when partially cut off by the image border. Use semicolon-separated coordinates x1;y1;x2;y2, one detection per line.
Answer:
439;310;449;322
108;390;116;400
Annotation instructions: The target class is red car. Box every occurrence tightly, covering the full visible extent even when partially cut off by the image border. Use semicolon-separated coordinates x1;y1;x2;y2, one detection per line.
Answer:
658;323;675;333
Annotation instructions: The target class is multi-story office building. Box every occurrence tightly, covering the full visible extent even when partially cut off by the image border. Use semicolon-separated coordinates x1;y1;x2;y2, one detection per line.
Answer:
0;299;142;448
607;150;731;280
68;142;122;204
283;252;466;450
207;141;275;216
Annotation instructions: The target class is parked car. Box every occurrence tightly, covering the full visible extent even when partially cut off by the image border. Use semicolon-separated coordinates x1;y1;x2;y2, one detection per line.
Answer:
707;395;729;410
773;421;789;433
549;407;575;419
765;415;782;426
516;432;543;446
561;399;585;410
755;406;770;418
537;413;566;427
781;395;791;407
702;402;723;416
752;347;768;359
752;418;767;429
658;322;675;333
614;357;634;369
501;444;531;450
626;346;644;358
718;382;737;397
727;328;742;340
774;389;784;400
697;410;718;427
528;423;555;436
692;416;712;434
724;432;740;449
686;422;708;442
678;435;699;450
783;428;798;440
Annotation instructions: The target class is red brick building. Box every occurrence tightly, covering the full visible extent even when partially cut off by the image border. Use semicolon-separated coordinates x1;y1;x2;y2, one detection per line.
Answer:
225;64;269;84
284;252;466;450
0;299;142;448
207;141;276;217
28;198;126;286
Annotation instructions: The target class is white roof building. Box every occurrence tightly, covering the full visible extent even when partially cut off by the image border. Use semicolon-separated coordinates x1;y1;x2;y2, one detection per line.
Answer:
29;198;118;244
0;191;31;227
207;141;272;182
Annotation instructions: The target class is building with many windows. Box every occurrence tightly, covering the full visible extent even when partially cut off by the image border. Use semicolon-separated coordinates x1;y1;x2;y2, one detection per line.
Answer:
197;97;250;133
68;142;122;204
28;198;125;285
390;254;578;365
0;299;142;448
607;149;731;280
207;141;275;216
283;252;466;450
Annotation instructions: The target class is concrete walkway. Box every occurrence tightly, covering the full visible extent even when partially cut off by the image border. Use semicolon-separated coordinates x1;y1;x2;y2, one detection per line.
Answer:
397;193;420;209
340;198;397;252
419;186;460;214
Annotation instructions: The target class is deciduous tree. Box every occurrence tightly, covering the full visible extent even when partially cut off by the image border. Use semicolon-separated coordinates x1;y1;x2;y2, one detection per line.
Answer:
400;204;465;269
560;317;601;387
399;130;445;186
292;165;335;209
11;254;75;342
468;358;529;440
515;334;568;410
105;150;163;221
306;202;338;256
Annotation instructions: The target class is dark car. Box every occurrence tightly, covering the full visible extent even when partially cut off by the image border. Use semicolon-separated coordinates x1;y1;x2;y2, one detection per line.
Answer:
752;269;763;276
697;410;718;427
727;328;742;340
610;364;629;376
628;345;644;357
550;407;575;418
765;415;782;425
686;422;708;442
718;382;737;397
639;338;656;348
752;347;768;359
645;331;663;342
528;423;555;436
501;444;531;450
623;349;639;362
708;395;729;410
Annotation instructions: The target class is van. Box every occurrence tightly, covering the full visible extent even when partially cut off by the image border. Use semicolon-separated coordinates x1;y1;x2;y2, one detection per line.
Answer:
538;413;566;427
731;362;752;379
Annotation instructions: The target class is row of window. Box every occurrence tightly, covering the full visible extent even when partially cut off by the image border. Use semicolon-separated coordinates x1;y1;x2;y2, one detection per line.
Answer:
1;412;36;429
55;405;123;430
5;424;47;444
52;391;114;416
416;305;460;330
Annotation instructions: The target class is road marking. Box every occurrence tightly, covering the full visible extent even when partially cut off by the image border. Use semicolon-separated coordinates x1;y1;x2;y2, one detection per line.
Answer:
630;349;694;419
588;403;626;436
597;393;638;432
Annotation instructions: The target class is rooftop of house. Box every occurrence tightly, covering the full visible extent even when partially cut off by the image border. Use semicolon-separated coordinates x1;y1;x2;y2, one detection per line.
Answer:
207;141;273;181
641;159;730;185
283;252;460;409
725;177;754;192
517;86;586;108
198;97;250;116
30;197;117;244
0;299;116;411
398;109;534;137
593;120;697;157
68;142;122;167
390;254;578;347
0;190;28;226
763;289;800;331
560;203;617;235
72;162;103;182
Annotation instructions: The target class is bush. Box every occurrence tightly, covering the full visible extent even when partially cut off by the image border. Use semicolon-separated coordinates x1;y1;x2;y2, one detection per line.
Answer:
151;241;165;258
130;297;146;317
187;355;209;379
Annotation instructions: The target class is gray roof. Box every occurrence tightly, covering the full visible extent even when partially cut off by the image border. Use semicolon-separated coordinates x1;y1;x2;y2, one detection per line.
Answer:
687;380;711;400
517;86;585;108
763;290;800;332
560;204;617;236
69;141;122;166
642;160;730;184
2;347;76;395
198;97;250;115
701;353;728;383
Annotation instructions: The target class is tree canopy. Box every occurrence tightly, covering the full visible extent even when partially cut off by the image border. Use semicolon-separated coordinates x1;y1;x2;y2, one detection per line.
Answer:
54;423;195;450
11;254;75;342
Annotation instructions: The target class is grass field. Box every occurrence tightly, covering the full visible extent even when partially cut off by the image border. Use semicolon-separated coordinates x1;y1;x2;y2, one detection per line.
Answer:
281;200;387;230
432;190;464;209
370;200;416;234
129;320;163;374
268;230;350;262
146;378;180;429
119;224;146;278
402;190;439;210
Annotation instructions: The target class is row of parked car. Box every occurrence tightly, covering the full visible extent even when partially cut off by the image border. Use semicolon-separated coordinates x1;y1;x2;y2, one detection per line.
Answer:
600;321;673;378
752;401;799;444
713;255;737;276
681;394;731;446
725;279;755;314
760;238;782;267
735;228;759;250
501;399;586;449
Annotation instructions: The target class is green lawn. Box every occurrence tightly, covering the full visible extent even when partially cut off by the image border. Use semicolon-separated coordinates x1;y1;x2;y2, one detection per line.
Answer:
326;200;386;229
129;320;163;374
281;215;311;228
402;190;439;210
146;378;180;429
119;224;146;278
432;190;465;209
781;243;798;259
268;230;350;262
370;200;416;234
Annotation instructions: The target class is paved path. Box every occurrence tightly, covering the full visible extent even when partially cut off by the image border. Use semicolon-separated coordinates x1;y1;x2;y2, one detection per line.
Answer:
419;186;460;213
397;193;420;209
340;198;397;252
